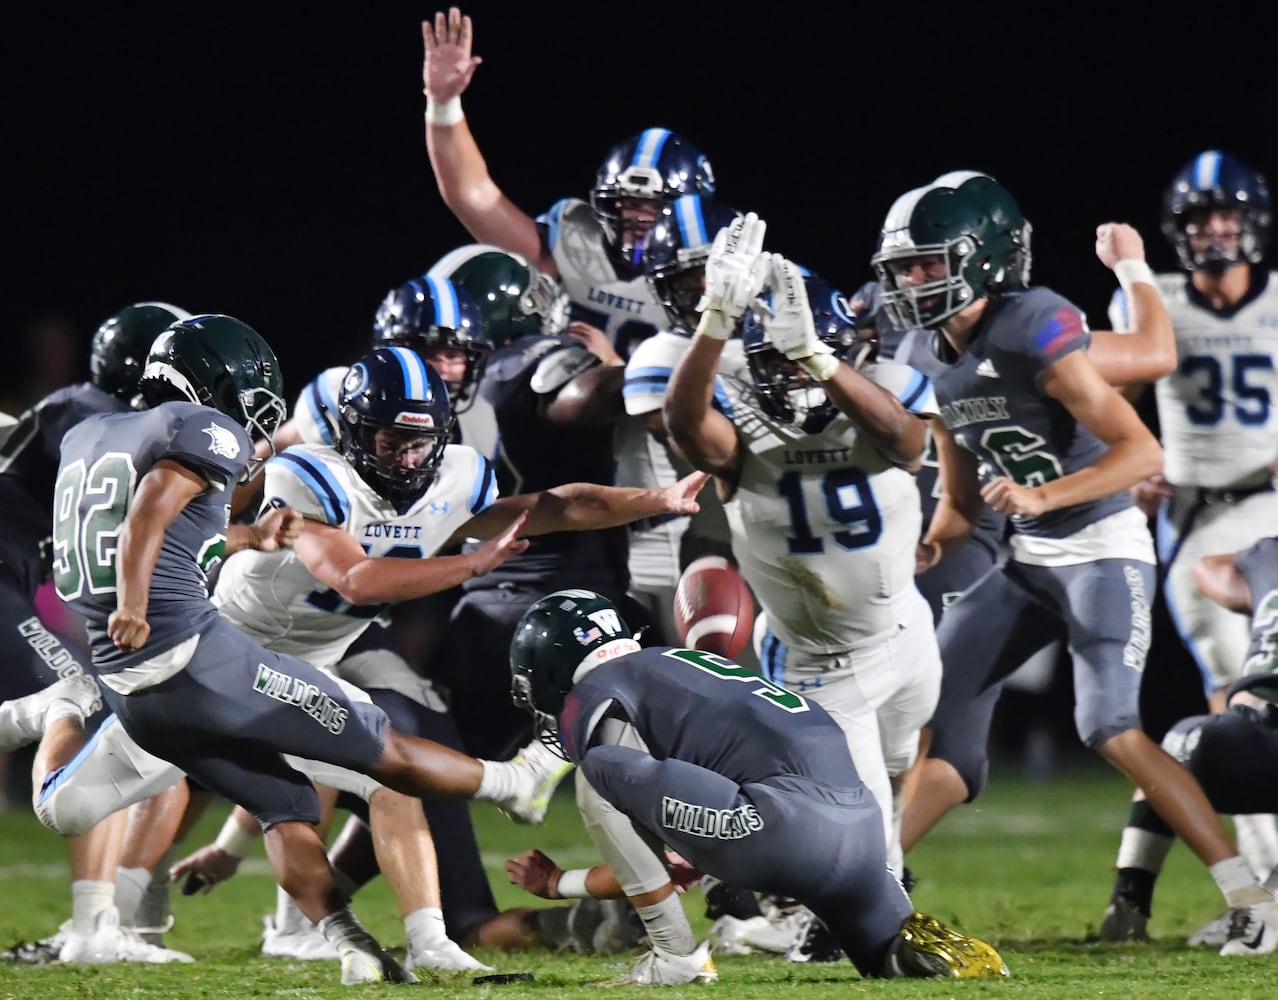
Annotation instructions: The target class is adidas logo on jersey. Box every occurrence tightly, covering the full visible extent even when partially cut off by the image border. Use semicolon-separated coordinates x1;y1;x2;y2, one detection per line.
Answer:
975;359;1000;379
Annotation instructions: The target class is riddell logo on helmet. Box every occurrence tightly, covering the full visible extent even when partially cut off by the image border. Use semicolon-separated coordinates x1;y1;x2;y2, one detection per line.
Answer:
395;411;434;428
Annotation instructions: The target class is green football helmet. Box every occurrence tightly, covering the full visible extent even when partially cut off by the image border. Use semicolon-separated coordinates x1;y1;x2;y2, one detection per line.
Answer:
138;314;287;480
510;589;634;756
871;175;1031;329
90;301;192;401
428;244;569;348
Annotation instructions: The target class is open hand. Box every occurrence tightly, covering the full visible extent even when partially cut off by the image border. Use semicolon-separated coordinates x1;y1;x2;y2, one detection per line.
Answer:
422;7;482;102
469;511;530;577
505;848;562;899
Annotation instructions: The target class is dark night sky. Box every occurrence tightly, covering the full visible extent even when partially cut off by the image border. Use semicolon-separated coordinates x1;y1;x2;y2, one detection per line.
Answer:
8;1;1278;403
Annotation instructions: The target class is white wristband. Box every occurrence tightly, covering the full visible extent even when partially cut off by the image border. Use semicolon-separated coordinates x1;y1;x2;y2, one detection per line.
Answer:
425;94;464;127
214;815;258;859
555;869;591;899
695;309;735;342
1114;259;1156;292
798;352;840;381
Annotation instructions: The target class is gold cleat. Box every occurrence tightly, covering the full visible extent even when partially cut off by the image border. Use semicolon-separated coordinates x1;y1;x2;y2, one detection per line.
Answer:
890;912;1009;979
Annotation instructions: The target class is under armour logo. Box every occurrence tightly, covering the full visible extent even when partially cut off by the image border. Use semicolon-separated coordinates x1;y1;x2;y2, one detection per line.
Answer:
427;500;451;515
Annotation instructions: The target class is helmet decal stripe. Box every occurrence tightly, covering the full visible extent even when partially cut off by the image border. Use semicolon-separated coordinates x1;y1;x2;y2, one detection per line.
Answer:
274;450;351;524
675;195;708;246
468;455;497;514
1194;150;1221;190
386;345;430;401
425;275;460;330
632;128;671;168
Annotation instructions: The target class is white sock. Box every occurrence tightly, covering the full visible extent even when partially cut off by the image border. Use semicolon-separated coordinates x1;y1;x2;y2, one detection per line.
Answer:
114;866;150;926
1235;814;1278;879
635;896;695;955
1116;826;1175;873
1211;855;1271;907
71;880;116;934
275;884;310;934
404;907;449;953
474;760;518;805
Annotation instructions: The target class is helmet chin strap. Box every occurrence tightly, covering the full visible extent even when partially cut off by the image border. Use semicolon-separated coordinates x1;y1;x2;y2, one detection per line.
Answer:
572;638;642;683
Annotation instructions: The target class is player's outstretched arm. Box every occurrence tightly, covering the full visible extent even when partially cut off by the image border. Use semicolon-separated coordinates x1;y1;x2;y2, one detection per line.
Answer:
1087;223;1176;386
457;472;708;542
504;848;625;901
422;9;552;274
109;460;209;653
224;504;302;556
292;512;529;605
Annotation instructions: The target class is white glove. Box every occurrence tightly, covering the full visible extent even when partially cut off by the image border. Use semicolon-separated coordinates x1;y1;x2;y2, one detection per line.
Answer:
760;256;826;360
696;212;769;339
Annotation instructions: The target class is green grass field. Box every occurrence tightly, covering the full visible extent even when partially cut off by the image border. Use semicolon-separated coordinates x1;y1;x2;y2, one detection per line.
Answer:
0;760;1274;999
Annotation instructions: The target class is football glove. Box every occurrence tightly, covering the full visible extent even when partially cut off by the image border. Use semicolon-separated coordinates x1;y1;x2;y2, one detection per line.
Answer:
761;256;838;379
696;212;769;339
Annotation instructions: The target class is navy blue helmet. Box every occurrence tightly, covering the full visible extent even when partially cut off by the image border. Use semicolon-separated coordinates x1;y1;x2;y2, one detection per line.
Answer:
642;195;743;333
591;128;716;270
372;275;491;411
1163;150;1271;273
742;272;862;427
337;346;454;510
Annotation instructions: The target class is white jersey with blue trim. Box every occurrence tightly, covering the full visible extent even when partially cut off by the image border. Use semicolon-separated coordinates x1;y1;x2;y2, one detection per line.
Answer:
623;330;746;419
720;357;936;653
1110;271;1278;489
291;366;501;463
214;442;497;669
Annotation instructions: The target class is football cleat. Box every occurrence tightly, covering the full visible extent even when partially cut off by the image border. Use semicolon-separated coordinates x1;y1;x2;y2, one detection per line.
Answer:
261;914;339;960
600;940;717;986
1219;901;1278;956
1187;908;1232;948
338;942;418;985
0;673;101;753
406;938;493;973
498;739;576;825
2;921;70;965
786;910;844;963
58;907;193;964
1098;897;1150;942
885;912;1008;979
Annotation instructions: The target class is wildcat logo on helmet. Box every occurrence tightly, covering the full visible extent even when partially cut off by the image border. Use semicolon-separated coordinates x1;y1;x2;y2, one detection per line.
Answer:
202;423;241;459
394;411;435;428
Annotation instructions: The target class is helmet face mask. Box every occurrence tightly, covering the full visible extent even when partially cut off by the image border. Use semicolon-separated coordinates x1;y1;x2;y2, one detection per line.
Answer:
591;128;716;271
372;276;491;412
1163;150;1272;275
137;314;286;483
509;590;635;758
337;348;454;511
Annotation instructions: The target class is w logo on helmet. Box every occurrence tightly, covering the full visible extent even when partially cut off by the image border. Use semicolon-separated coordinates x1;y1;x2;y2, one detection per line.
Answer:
587;608;624;634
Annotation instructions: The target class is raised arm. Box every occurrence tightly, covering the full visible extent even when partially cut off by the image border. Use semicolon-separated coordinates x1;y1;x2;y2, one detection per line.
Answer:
663;333;742;484
422;9;555;275
1087;223;1176;386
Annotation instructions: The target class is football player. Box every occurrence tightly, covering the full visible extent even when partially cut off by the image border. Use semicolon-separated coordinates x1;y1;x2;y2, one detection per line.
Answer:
873;175;1278;954
422;7;718;649
664;214;939;926
501;590;1008;983
0;301;196;966
1099;151;1278;939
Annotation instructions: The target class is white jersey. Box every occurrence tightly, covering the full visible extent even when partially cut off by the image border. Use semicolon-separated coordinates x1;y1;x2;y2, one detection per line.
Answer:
540;196;677;498
720;357;936;655
1109;271;1278;488
214;442;496;668
291;366;500;463
623;330;746;419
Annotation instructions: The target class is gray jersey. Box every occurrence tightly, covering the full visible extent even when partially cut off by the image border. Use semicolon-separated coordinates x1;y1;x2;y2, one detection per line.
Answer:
0;383;128;589
53;402;250;673
929;286;1131;539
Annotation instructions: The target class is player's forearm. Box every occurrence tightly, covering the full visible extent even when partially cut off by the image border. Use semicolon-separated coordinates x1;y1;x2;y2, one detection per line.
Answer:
520;483;672;535
821;366;925;468
331;552;482;606
1036;436;1163;512
549;864;625;901
1090;284;1176;386
921;498;978;566
114;513;168;615
663;336;734;476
